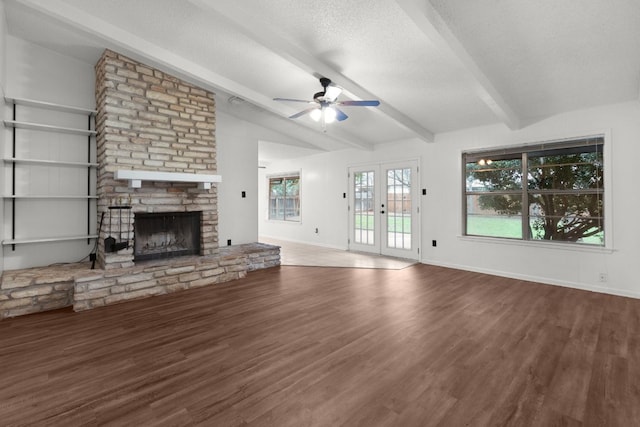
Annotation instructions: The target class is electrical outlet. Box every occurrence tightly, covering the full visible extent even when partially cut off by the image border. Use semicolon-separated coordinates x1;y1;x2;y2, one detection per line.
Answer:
432;240;437;247
598;273;608;282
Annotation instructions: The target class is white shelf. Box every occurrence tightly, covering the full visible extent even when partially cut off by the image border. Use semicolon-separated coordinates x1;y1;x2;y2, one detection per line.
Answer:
4;158;98;167
114;169;222;190
4;120;97;136
4;195;98;199
2;234;98;245
4;97;98;254
5;97;97;115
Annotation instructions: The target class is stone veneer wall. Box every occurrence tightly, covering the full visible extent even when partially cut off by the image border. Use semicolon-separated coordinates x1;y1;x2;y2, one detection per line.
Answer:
95;49;218;269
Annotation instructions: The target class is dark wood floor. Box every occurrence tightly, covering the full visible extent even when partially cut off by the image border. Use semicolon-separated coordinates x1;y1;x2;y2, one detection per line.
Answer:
1;264;638;426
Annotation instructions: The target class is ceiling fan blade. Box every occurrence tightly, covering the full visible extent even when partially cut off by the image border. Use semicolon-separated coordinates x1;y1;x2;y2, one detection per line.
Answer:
339;100;380;107
274;97;315;104
324;84;342;102
334;107;348;122
289;106;319;119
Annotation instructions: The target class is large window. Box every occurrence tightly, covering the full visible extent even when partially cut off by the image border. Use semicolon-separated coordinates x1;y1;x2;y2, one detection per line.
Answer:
269;174;300;221
464;136;604;246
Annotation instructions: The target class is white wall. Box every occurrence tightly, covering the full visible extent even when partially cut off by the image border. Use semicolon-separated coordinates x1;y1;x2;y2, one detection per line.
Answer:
424;101;640;298
0;0;6;94
216;110;259;246
7;36;95;106
0;0;6;107
259;139;426;249
260;102;640;298
0;0;7;272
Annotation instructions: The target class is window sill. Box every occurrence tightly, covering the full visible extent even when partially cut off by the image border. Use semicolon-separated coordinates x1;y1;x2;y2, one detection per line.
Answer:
267;219;302;224
457;235;615;254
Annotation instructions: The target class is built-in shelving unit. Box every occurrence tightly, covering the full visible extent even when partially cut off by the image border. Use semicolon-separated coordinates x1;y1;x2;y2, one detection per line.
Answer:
2;97;98;249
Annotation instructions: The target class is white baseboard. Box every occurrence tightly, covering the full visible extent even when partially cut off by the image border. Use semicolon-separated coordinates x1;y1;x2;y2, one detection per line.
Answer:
422;259;640;300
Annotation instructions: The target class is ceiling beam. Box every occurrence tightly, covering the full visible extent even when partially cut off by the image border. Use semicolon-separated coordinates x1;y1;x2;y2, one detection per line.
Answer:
395;0;521;130
190;0;435;143
15;0;373;151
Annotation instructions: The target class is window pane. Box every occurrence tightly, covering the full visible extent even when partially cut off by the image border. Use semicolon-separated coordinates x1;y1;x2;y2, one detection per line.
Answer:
466;158;523;192
529;193;604;245
466;194;522;238
463;137;604;245
528;148;603;191
284;177;300;221
269;179;284;220
269;176;300;222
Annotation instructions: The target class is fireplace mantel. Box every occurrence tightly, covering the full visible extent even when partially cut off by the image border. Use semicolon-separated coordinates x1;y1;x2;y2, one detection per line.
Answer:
114;170;222;190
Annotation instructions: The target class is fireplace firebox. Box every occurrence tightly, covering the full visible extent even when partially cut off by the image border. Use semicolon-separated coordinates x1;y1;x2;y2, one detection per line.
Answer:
134;212;201;261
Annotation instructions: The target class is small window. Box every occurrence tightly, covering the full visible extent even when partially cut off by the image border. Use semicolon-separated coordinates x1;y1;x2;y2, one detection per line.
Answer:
269;174;300;221
463;136;604;246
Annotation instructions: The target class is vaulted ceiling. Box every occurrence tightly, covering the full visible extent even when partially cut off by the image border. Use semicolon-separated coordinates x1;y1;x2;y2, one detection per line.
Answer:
5;0;640;154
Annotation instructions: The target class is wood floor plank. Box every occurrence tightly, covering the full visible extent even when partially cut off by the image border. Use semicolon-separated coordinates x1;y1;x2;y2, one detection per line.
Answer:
1;264;639;426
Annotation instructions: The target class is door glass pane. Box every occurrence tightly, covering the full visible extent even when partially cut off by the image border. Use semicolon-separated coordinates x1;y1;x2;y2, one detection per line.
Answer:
354;171;375;245
386;168;411;249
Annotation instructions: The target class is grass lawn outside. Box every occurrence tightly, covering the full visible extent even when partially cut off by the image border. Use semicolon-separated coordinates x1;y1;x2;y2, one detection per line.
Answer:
467;215;604;245
355;213;603;245
355;213;411;232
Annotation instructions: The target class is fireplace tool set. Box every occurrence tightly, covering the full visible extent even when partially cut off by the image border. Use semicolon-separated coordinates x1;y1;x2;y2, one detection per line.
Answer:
105;197;132;253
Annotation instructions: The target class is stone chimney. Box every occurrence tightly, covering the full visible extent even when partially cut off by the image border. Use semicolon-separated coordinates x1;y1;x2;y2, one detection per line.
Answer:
94;50;218;269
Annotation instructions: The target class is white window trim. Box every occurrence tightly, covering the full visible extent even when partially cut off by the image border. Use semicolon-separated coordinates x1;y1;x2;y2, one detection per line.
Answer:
459;130;613;251
267;170;302;223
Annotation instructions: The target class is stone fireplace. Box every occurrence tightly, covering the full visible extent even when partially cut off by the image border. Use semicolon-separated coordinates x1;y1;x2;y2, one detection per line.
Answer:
0;49;280;319
134;211;201;261
69;50;280;312
95;49;218;270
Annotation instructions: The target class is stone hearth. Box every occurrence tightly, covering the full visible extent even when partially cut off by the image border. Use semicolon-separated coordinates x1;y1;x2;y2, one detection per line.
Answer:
0;243;280;317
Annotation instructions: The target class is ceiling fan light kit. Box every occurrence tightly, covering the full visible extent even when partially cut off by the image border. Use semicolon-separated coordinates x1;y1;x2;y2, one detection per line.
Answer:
274;77;380;128
310;106;337;123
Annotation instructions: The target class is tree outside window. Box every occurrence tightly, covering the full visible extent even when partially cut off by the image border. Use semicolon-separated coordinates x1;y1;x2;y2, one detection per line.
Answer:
269;175;300;221
464;136;604;245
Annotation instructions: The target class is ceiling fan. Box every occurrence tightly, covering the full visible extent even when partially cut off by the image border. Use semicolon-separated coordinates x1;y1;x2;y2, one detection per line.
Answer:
273;77;380;127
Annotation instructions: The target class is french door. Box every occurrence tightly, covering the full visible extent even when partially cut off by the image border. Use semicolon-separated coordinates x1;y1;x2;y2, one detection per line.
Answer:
348;160;419;260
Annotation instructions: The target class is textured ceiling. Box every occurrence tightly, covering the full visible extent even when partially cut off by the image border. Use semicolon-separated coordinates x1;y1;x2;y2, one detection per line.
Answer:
429;0;640;121
5;0;640;154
